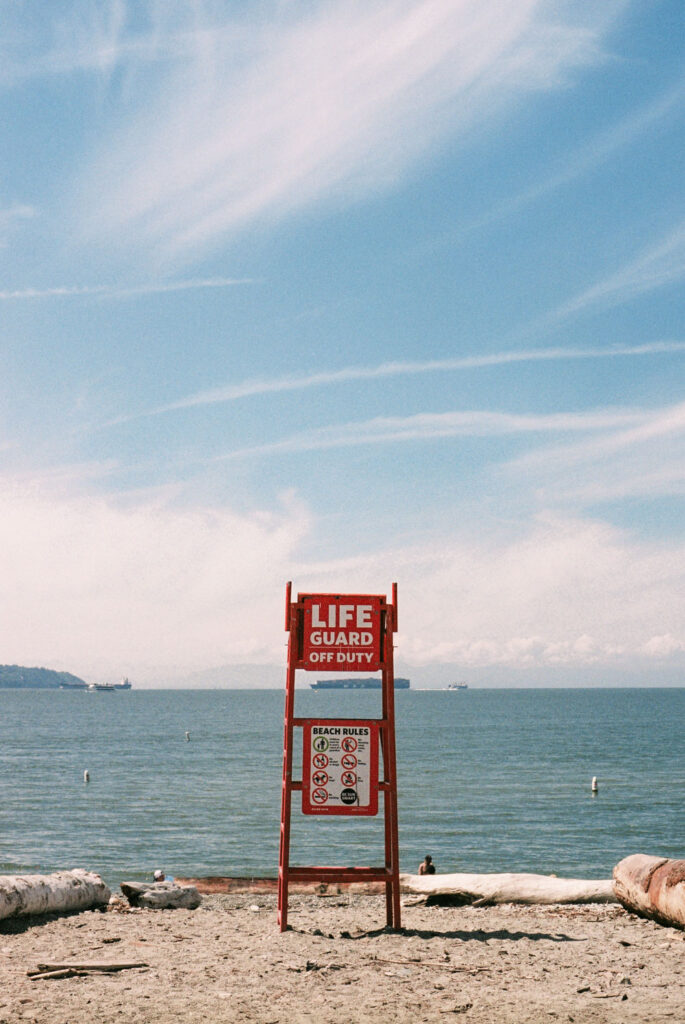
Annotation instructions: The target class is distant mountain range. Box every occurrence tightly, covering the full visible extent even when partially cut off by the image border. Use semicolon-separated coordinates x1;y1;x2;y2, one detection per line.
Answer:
0;664;88;689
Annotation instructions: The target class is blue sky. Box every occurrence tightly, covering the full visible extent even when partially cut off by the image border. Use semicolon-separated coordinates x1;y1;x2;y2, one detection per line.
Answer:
1;1;683;686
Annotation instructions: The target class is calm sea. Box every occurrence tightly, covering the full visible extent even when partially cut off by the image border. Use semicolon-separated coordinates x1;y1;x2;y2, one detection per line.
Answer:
0;688;682;889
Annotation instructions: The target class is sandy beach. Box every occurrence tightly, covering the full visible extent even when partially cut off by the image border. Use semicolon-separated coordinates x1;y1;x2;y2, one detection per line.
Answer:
1;892;683;1023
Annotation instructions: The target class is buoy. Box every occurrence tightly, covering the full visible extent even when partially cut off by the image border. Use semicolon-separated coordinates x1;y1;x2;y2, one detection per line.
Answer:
185;731;190;742
591;776;598;793
84;769;90;783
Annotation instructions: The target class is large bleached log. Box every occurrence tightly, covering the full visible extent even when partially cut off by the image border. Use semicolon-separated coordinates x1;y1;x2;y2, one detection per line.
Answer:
0;870;111;920
400;871;616;905
613;855;685;930
120;880;201;910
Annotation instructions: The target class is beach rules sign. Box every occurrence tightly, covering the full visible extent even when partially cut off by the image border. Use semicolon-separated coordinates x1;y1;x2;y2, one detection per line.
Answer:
302;719;379;815
301;594;383;671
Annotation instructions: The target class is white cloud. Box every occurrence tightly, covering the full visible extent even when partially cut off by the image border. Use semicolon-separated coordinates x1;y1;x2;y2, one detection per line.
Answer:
75;0;616;262
642;634;685;658
1;481;682;681
0;483;310;680
294;513;685;670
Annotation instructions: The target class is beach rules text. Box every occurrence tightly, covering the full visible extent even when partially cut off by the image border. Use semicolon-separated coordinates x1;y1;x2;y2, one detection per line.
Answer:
301;594;383;671
302;719;379;815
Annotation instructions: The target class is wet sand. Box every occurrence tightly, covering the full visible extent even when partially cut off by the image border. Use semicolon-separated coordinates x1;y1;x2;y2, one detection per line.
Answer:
1;894;683;1023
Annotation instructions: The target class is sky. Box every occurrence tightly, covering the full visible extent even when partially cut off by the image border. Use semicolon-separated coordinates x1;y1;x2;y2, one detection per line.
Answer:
1;0;683;687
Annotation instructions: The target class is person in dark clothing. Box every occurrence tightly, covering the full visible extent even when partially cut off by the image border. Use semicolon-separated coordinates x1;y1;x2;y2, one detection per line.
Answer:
418;854;435;875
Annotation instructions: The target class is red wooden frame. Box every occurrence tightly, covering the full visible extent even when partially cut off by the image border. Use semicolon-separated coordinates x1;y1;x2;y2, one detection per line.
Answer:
277;583;401;932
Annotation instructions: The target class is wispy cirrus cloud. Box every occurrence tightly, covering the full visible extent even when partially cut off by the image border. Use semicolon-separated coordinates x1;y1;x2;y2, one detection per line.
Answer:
544;218;685;325
0;204;37;246
454;76;685;240
506;400;685;506
212;399;685;513
106;341;685;425
0;276;252;301
0;204;36;227
217;406;649;461
1;0;133;84
515;399;685;469
75;0;618;263
0;3;242;85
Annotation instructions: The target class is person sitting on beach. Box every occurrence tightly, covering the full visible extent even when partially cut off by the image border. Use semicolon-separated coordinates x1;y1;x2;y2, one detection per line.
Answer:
153;869;165;882
418;855;435;875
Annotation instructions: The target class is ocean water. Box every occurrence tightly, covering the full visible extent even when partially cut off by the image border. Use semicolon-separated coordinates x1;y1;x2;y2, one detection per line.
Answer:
0;687;682;890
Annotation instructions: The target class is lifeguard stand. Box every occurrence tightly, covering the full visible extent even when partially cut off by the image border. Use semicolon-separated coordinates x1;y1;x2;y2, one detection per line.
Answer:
277;583;401;931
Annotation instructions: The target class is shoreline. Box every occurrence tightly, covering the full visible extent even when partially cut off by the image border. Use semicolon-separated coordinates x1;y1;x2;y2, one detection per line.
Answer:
2;894;683;1023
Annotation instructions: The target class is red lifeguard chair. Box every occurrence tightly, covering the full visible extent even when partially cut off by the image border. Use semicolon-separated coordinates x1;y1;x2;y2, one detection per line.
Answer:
277;583;401;931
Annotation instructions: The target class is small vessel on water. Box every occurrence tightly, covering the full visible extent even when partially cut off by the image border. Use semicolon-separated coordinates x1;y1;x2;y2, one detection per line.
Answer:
87;677;133;692
446;682;468;690
310;677;410;691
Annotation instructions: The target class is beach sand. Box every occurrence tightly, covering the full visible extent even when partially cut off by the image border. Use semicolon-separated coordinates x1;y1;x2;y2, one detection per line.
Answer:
1;894;683;1023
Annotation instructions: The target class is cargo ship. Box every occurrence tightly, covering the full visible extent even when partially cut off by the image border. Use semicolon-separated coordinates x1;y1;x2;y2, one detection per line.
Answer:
310;677;410;691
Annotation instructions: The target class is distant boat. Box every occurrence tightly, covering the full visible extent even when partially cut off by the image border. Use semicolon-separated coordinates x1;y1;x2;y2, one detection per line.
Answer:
310;677;410;691
446;682;468;690
87;678;133;692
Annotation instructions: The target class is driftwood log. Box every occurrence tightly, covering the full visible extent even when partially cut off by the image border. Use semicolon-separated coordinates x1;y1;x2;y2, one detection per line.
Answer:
613;854;685;930
0;870;111;921
400;871;616;905
120;880;201;910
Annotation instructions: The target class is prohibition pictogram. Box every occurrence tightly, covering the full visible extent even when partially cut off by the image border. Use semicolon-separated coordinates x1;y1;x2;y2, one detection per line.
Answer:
301;717;379;818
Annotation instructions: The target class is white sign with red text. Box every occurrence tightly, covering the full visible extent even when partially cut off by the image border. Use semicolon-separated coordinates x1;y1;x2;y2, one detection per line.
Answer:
302;719;379;815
